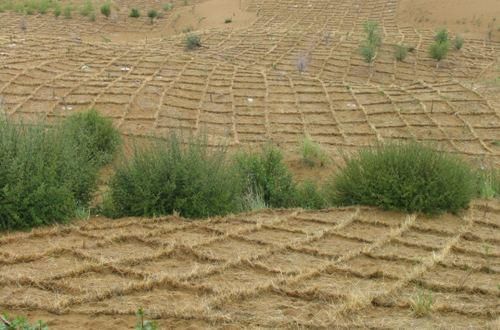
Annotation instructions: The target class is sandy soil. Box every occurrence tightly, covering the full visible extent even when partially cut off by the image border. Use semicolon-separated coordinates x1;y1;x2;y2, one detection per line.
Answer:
398;0;500;41
1;201;499;328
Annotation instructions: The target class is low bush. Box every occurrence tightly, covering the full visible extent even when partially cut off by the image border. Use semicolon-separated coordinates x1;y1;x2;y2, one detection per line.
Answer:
410;289;434;317
185;33;202;50
80;0;94;17
0;110;120;231
395;45;408;61
364;21;382;46
61;109;121;166
105;134;244;219
434;28;449;44
100;3;111;18
360;43;376;63
129;8;140;18
430;28;450;62
235;145;297;208
242;187;267;211
53;3;61;17
300;136;329;167
476;168;500;199
327;142;476;214
454;35;464;50
359;21;381;63
147;9;158;23
163;3;173;11
429;41;450;61
295;180;328;210
63;4;72;18
37;0;50;14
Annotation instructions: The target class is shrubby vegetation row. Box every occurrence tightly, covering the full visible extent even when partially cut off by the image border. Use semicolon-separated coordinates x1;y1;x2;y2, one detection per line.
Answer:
0;111;497;231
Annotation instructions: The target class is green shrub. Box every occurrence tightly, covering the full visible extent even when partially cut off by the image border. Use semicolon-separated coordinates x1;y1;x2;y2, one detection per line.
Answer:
61;109;121;166
12;2;25;13
37;0;50;14
295;180;328;209
54;3;61;17
63;4;72;18
476;168;500;199
163;3;173;11
235;145;296;208
430;28;450;61
0;119;75;231
129;8;140;18
0;314;48;330
100;3;111;17
185;33;202;50
80;0;94;17
454;35;464;50
300;136;329;167
105;134;244;219
360;43;376;63
242;187;267;211
429;41;450;61
359;21;381;63
147;9;158;23
434;28;449;44
224;18;232;24
410;289;434;317
364;21;382;47
135;308;158;330
58;110;120;203
0;110;119;231
328;142;476;214
395;45;408;61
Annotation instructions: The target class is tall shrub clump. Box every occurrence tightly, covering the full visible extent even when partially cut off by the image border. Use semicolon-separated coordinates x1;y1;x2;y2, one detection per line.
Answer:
105;134;244;219
235;145;297;209
327;142;476;214
61;109;121;166
0;110;120;231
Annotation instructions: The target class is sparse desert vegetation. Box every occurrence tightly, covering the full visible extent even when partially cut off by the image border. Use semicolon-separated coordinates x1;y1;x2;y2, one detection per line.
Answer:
185;32;202;49
99;2;110;18
430;28;451;62
129;8;140;18
300;135;330;167
394;44;408;61
360;20;382;63
147;9;158;24
0;0;499;328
